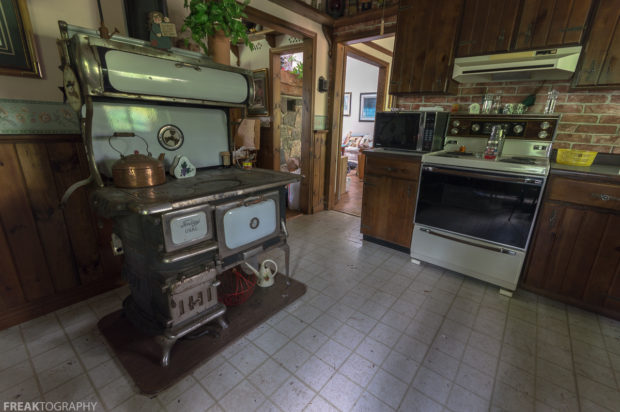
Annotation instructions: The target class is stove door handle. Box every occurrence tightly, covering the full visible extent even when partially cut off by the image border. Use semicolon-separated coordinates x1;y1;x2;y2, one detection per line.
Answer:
422;166;542;185
175;62;202;71
243;196;264;207
419;228;517;256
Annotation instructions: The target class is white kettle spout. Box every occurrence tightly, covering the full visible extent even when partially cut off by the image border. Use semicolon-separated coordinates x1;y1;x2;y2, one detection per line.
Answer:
243;261;260;277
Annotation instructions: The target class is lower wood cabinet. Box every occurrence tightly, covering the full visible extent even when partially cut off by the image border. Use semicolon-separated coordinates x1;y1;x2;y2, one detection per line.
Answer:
521;173;620;319
360;152;420;249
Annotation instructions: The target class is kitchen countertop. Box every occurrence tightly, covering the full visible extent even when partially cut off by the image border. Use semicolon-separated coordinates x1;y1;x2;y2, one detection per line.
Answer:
365;148;425;158
550;162;620;184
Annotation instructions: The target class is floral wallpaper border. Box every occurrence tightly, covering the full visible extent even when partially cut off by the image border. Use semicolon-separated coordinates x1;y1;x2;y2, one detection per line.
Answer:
0;99;80;134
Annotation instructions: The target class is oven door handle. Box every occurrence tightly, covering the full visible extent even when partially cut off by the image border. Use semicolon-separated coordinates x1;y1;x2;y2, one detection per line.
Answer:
419;228;517;256
242;196;264;207
422;166;543;185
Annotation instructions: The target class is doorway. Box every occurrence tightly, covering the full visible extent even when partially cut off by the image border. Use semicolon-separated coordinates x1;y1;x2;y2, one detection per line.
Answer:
332;40;393;216
240;6;317;215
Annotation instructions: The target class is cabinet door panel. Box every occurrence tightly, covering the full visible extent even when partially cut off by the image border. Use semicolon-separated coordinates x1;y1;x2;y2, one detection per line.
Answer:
522;203;561;289
457;0;521;56
391;0;463;94
361;175;416;248
573;0;620;88
560;210;607;299
584;215;620;307
515;0;593;50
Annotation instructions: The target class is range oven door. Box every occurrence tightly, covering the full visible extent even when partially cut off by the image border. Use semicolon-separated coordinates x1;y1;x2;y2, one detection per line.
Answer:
411;165;545;290
414;165;545;250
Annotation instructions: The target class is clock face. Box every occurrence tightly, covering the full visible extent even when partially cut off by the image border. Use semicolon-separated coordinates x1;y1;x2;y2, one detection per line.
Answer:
469;103;480;114
63;66;82;112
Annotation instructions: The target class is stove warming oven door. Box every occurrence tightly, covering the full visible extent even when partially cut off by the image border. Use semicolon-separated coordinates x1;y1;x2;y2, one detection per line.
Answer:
411;165;545;291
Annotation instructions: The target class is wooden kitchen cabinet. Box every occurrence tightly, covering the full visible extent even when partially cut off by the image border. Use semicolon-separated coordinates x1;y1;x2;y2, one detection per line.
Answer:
572;0;620;87
456;0;521;57
521;173;620;320
361;152;420;249
514;0;594;50
456;0;595;57
390;0;464;94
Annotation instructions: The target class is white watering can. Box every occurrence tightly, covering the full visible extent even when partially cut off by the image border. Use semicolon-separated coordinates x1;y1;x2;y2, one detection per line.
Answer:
244;259;278;287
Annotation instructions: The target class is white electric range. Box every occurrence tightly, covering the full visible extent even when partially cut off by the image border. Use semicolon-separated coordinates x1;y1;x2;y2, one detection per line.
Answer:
411;114;559;294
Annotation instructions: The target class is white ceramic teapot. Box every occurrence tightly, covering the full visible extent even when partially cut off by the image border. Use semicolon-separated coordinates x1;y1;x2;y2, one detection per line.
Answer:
244;259;278;287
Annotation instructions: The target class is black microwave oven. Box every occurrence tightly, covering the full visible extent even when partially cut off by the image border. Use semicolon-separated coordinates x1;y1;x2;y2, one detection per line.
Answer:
373;111;449;152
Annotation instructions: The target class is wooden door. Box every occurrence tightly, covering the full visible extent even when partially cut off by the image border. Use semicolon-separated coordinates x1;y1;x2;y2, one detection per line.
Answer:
514;0;594;50
361;175;417;248
573;0;620;87
390;0;464;94
456;0;521;57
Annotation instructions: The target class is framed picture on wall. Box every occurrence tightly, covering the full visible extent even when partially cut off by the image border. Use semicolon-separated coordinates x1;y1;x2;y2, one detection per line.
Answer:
248;68;270;117
0;0;42;78
359;93;377;122
343;92;351;116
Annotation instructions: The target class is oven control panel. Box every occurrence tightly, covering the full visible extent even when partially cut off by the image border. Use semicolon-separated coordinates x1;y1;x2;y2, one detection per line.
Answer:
447;115;558;141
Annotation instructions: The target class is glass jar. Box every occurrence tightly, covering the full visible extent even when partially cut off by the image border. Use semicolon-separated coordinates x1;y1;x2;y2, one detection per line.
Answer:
544;89;559;114
484;125;505;160
481;94;494;114
491;93;502;114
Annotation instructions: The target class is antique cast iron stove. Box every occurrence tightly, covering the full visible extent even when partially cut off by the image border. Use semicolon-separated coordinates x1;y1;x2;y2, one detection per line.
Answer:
58;22;298;366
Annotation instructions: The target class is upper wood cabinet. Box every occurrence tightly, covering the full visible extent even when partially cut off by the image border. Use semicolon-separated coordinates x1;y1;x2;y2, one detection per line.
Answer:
390;0;464;94
457;0;521;57
515;0;594;50
572;0;620;87
456;0;595;57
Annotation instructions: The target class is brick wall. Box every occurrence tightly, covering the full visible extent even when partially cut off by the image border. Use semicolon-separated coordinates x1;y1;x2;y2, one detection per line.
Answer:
394;81;620;154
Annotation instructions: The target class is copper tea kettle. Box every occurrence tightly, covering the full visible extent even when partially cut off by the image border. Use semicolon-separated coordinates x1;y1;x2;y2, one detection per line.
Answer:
109;133;166;188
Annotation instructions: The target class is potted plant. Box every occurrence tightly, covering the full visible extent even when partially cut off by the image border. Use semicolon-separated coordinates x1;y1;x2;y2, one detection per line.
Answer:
182;0;254;61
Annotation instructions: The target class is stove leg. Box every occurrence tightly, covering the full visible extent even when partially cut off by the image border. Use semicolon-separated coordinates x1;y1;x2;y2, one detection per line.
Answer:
217;315;228;329
155;335;177;367
283;243;291;286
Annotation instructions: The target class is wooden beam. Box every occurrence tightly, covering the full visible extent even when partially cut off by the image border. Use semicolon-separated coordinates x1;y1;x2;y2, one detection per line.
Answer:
335;25;397;44
362;41;393;57
265;33;277;48
245;5;317;39
267;0;334;25
346;45;390;68
333;5;399;27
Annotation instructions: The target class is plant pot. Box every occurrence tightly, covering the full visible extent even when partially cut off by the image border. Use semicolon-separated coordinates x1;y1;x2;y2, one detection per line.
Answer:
208;29;230;65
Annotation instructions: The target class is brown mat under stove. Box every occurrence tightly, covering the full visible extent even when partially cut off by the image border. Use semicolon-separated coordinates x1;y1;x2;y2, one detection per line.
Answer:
98;275;306;395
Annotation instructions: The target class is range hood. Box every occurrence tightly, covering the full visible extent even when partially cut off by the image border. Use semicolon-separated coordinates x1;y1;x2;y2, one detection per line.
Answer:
452;46;582;83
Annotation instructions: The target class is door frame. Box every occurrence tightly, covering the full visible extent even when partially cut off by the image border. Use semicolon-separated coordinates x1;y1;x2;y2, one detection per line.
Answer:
327;40;392;209
268;44;305;172
244;6;317;214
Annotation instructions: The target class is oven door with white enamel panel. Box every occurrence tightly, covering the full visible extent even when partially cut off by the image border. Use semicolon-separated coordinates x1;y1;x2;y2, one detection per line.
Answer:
215;191;280;258
162;205;214;253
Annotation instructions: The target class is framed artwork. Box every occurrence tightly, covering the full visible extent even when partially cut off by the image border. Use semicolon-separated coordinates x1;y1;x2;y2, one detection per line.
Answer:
359;93;377;121
248;68;269;117
0;0;42;78
343;92;351;116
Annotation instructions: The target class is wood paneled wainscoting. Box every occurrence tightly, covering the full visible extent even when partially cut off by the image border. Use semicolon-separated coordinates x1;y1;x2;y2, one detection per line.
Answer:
0;134;123;330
